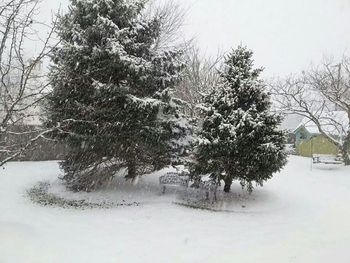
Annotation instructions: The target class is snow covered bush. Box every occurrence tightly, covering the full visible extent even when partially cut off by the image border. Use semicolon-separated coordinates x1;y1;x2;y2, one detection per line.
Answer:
46;0;191;191
190;46;287;193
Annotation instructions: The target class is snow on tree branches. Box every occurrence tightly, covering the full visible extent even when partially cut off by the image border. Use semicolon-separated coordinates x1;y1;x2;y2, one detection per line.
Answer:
46;0;191;191
191;46;287;193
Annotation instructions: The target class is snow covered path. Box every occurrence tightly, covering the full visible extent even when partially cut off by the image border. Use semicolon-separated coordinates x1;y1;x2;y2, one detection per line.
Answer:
1;156;350;263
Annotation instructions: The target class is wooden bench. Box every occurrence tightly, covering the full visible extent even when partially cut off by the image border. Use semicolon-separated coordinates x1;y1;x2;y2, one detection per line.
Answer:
159;172;189;193
312;154;343;165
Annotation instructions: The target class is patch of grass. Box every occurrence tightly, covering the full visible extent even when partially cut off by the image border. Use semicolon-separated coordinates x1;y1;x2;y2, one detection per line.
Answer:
26;181;140;209
173;201;219;212
174;201;253;213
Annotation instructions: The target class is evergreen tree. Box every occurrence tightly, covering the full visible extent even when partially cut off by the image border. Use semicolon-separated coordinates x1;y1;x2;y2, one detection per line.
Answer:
46;0;191;191
191;46;287;193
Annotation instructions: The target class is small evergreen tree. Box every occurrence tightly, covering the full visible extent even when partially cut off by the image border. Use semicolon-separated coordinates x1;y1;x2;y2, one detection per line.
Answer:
191;46;287;193
46;0;191;191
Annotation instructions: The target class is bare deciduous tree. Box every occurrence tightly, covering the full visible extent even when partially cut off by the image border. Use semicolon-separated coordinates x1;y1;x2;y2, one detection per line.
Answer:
145;1;222;118
271;56;350;165
147;0;187;50
0;0;58;166
176;46;222;118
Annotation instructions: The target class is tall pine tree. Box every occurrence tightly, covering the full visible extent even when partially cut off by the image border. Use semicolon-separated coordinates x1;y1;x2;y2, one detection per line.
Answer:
191;46;287;193
46;0;191;191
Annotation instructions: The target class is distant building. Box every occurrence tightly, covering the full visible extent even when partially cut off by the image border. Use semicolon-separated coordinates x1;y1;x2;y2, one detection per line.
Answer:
22;59;44;126
0;58;66;161
280;114;303;145
294;111;348;157
0;58;44;127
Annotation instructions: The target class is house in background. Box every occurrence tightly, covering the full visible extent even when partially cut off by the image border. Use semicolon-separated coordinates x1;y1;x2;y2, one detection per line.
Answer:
0;58;44;126
294;111;348;157
294;125;339;157
280;114;302;151
0;58;67;162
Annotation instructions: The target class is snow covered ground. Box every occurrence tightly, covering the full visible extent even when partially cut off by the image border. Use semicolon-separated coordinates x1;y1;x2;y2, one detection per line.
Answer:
1;156;350;263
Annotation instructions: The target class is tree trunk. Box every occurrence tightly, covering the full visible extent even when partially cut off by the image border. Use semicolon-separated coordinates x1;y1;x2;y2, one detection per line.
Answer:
223;177;232;193
126;156;137;180
341;130;350;166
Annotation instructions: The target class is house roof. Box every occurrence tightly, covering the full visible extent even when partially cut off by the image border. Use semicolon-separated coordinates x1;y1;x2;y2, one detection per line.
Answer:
22;115;42;126
281;114;304;131
294;111;348;137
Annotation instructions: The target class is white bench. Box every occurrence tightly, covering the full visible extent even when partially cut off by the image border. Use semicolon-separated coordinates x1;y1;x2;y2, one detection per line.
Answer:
159;172;189;193
312;154;343;165
199;179;218;202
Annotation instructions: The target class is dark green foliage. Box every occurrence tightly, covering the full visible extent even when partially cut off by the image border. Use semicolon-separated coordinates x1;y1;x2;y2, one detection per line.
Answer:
191;46;287;193
46;0;190;191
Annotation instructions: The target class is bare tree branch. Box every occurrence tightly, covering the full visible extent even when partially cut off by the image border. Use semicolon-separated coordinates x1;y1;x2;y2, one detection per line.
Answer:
0;0;59;166
145;0;188;50
270;56;350;165
175;45;223;118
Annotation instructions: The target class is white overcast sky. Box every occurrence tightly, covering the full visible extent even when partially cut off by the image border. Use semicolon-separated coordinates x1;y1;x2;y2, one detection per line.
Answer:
41;0;350;77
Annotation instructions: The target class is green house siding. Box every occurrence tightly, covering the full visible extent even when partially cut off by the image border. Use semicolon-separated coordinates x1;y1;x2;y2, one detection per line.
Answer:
297;135;339;157
295;127;312;146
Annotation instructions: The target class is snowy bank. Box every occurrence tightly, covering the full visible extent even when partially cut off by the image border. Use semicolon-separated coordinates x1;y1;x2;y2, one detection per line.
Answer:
1;157;350;263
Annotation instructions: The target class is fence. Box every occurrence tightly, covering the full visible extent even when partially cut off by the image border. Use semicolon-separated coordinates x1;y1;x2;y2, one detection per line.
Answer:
1;125;67;162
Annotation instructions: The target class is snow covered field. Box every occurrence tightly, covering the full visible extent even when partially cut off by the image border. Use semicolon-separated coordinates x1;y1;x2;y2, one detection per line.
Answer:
1;156;350;263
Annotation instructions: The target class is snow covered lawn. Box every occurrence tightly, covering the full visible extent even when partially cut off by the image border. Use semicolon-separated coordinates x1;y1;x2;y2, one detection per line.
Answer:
1;156;350;263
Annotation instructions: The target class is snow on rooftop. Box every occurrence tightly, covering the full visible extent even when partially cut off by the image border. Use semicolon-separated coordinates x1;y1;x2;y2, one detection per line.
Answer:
22;115;42;126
